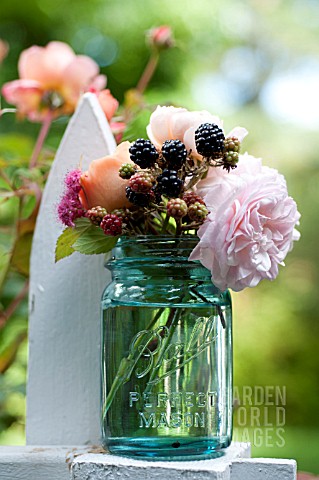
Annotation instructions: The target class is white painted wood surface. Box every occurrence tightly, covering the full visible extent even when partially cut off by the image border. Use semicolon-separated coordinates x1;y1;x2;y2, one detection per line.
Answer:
0;446;90;480
0;444;298;480
27;93;116;445
231;458;297;480
71;443;250;480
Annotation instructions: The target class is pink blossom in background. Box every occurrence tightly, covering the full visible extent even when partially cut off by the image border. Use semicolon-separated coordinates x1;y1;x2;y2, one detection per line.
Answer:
190;156;301;291
95;89;119;121
0;39;9;64
147;26;174;50
1;41;118;122
147;105;248;160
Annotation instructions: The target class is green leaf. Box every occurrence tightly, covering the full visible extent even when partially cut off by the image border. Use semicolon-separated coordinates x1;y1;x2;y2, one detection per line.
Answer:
55;218;118;261
73;225;118;255
55;227;79;262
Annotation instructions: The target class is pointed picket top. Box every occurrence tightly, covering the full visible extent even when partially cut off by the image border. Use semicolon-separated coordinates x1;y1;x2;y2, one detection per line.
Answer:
27;93;117;445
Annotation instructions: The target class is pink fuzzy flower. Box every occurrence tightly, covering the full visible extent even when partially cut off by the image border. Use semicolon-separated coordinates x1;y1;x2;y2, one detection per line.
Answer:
65;169;82;194
57;192;86;227
190;155;300;291
58;169;86;227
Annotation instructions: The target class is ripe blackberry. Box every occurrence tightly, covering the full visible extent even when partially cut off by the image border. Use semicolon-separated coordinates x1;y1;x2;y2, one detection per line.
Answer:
224;136;240;153
156;169;183;198
119;163;137;179
100;214;122;236
126;186;154;207
128;171;155;193
162;139;187;170
167;198;188;219
86;206;108;226
195;123;225;158
129;139;159;169
182;191;205;207
188;202;209;222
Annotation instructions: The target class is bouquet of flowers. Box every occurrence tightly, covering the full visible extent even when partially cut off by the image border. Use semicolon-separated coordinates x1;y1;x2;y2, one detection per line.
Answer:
56;105;300;292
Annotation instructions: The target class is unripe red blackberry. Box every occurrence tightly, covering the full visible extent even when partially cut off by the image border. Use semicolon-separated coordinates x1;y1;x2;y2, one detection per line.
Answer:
182;191;205;207
126;186;154;207
119;163;137;179
100;214;122;236
86;206;108;226
156;169;183;198
111;208;130;222
162;139;187;170
188;202;209;222
128;171;155;193
129;139;159;169
167;198;188;219
195;123;225;158
224;136;240;153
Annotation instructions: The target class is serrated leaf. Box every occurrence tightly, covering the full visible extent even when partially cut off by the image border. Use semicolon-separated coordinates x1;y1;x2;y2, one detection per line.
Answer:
55;227;79;262
73;226;118;255
55;218;118;260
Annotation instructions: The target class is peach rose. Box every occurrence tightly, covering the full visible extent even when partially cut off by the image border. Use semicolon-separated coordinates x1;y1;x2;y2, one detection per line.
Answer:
147;105;248;160
79;142;133;212
1;41;118;122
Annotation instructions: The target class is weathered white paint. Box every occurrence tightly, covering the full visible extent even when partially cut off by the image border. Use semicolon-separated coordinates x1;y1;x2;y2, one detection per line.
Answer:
71;443;251;480
0;445;298;480
27;93;116;445
0;446;89;480
231;458;297;480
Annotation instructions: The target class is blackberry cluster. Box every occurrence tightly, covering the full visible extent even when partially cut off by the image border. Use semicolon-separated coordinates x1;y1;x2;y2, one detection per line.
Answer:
224;136;240;153
167;198;188;219
162;140;187;170
156;170;183;198
182;191;205;207
86;206;107;226
125;186;154;207
100;214;122;236
188;202;208;222
111;208;130;222
128;171;155;193
195;123;225;158
222;136;241;171
129;139;159;169
119;163;137;179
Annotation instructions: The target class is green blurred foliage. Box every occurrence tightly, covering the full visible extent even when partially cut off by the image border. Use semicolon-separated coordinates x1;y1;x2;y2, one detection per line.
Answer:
0;0;319;473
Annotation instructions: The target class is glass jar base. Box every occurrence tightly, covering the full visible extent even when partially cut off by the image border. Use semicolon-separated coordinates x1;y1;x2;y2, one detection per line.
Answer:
104;436;231;460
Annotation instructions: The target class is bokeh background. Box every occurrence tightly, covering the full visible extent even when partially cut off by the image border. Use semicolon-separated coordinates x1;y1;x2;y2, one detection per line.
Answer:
0;0;318;474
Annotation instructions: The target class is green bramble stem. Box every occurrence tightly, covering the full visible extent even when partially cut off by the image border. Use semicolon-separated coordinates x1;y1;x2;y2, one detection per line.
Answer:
143;307;185;395
101;307;164;421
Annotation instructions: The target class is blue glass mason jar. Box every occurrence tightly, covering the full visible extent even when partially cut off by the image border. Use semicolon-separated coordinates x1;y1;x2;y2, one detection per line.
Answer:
101;236;232;459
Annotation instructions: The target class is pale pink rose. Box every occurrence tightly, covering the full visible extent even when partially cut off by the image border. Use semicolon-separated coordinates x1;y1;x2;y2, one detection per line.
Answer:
79;142;134;212
1;41;116;122
147;105;248;160
190;158;300;291
196;152;262;198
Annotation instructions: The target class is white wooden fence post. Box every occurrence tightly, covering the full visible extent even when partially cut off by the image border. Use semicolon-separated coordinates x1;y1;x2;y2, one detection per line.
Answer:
26;92;116;445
